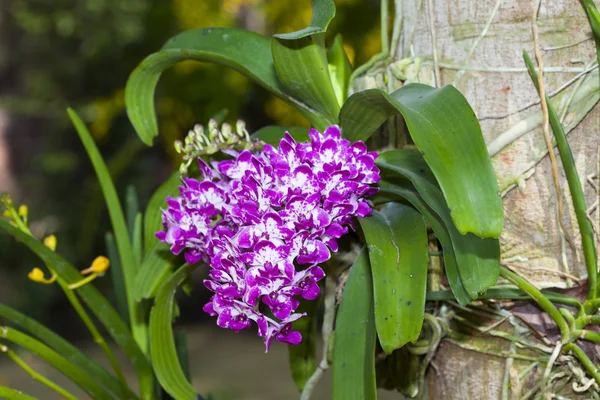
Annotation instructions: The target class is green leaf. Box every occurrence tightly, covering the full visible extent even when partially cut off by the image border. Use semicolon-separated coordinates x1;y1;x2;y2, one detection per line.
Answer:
332;249;376;400
250;126;310;145
376;149;500;300
149;263;199;400
0;219;153;397
288;299;318;391
144;172;180;254
359;203;428;353
273;0;335;40
374;180;471;305
105;232;130;331
0;327;112;399
271;33;340;130
0;304;131;399
580;0;600;67
340;85;503;238
523;51;598;299
327;34;352;105
67;109;150;362
135;241;178;301
126;28;313;145
0;387;37;400
126;185;140;239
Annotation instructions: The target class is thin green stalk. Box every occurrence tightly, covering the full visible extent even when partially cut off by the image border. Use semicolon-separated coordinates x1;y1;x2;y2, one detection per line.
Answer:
499;267;570;342
523;51;598;300
1;346;77;400
348;0;391;88
427;287;583;309
576;314;600;328
559;308;576;330
57;277;129;390
564;343;600;385
381;0;389;53
570;330;600;343
0;386;37;400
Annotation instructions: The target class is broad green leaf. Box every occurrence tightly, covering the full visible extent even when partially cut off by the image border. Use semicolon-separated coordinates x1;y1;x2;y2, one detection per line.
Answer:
359;203;428;353
273;0;335;40
250;126;310;145
149;263;198;400
144;172;180;254
271;33;340;130
0;327;112;399
0;303;132;399
0;387;37;400
288;299;318;391
340;85;503;238
0;219;154;397
374;180;471;305
134;241;178;301
125;28;313;145
376;149;500;299
332;249;376;400
327;34;352;105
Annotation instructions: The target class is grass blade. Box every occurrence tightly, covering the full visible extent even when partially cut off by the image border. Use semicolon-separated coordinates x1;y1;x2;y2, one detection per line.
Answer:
67;109;149;362
0;303;130;398
0;327;113;399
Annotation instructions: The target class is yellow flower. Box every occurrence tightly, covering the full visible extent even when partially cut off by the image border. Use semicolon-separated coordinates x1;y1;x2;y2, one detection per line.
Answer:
81;256;110;275
68;256;110;290
27;268;57;284
43;235;57;251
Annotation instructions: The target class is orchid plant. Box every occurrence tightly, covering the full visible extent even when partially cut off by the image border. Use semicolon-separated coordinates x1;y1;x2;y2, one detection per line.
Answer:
0;0;520;399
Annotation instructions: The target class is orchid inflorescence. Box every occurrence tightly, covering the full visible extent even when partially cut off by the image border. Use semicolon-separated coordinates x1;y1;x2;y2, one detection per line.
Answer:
157;125;380;350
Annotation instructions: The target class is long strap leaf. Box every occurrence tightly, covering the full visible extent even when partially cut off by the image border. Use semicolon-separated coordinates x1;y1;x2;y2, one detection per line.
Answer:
0;326;112;399
0;303;134;399
523;51;598;300
149;263;199;400
332;249;377;400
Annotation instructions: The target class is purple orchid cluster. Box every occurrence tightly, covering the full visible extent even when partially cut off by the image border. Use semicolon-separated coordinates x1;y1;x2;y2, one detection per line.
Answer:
157;125;380;350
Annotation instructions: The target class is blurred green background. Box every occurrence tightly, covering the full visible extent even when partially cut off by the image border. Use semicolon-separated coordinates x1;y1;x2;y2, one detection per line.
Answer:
0;0;382;341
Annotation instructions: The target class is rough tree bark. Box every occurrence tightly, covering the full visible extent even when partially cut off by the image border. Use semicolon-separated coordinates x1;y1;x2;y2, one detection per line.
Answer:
356;0;600;398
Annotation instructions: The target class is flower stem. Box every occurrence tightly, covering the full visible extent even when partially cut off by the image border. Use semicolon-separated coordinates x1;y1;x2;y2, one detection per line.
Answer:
499;267;570;342
300;276;337;400
1;346;77;400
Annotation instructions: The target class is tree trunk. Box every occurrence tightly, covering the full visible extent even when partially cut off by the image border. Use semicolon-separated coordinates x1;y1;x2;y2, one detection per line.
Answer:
357;0;600;398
